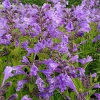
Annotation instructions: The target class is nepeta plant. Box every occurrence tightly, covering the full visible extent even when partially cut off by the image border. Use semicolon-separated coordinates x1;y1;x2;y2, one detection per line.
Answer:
0;0;100;99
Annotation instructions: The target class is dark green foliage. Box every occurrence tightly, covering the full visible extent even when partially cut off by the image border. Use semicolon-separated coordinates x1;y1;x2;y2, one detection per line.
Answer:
68;0;82;7
19;0;82;6
20;0;47;6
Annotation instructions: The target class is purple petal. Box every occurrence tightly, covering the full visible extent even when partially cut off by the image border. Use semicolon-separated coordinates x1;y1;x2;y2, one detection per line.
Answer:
16;79;27;91
21;95;32;100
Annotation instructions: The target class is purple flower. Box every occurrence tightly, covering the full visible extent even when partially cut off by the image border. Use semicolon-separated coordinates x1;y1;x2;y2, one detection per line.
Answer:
73;44;78;52
38;92;52;100
26;48;34;56
46;38;53;48
79;21;90;33
57;73;78;94
7;94;18;100
16;79;27;91
66;21;74;32
21;95;32;100
92;73;97;77
2;0;11;9
23;17;33;26
31;24;41;37
94;93;100;100
30;64;38;76
77;68;85;77
59;44;68;53
79;55;93;65
92;35;100;42
33;40;47;54
12;66;26;75
77;31;84;37
22;56;30;64
0;34;12;45
2;65;25;86
66;96;70;100
35;76;45;92
69;55;79;63
21;41;29;49
2;66;13;86
43;59;59;71
93;84;100;89
48;77;57;93
41;69;52;78
62;35;68;44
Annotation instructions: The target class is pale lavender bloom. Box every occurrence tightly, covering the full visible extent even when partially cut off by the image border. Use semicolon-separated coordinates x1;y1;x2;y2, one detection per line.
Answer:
2;66;13;86
47;25;62;38
33;40;47;54
31;24;41;37
92;73;97;77
57;73;78;94
12;66;26;75
2;66;25;86
90;0;95;7
59;44;68;53
43;59;59;71
69;55;79;63
77;68;85;77
62;35;68;44
21;95;32;100
94;93;100;100
35;76;45;92
41;69;52;78
0;30;6;37
23;17;33;26
79;21;90;33
86;55;93;63
2;0;11;9
16;79;27;91
45;9;62;26
93;84;100;89
26;48;34;56
0;18;7;29
30;64;38;76
48;77;57;93
79;55;93;65
66;21;74;32
22;56;30;64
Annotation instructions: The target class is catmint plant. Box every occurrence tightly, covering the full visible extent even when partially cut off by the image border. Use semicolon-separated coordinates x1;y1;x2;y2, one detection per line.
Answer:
0;0;100;99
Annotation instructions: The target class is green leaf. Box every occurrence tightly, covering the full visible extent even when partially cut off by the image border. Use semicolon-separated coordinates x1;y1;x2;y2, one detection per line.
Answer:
72;78;85;93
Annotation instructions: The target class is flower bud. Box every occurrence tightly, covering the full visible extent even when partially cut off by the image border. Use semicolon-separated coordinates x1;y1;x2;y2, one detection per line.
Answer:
7;94;18;100
2;82;12;89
